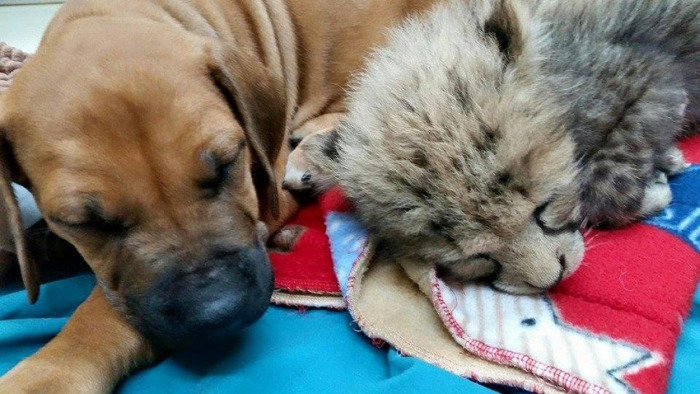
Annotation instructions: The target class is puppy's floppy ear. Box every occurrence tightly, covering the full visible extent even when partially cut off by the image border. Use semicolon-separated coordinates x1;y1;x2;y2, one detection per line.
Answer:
483;0;528;62
0;127;39;303
207;42;288;219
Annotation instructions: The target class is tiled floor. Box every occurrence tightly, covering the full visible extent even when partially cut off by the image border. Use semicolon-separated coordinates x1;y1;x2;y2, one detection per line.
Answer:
0;4;61;52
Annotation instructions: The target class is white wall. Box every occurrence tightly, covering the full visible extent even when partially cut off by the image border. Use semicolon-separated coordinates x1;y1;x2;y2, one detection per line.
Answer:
0;2;60;228
0;3;61;52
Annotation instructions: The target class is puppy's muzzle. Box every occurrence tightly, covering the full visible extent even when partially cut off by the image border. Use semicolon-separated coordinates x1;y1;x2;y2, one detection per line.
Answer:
132;247;274;349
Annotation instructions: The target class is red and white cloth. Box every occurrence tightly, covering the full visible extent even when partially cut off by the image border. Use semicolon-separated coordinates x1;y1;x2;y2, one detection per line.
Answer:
270;136;700;393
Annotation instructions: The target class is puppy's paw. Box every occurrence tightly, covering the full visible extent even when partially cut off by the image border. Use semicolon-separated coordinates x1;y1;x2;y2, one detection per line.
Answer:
638;172;673;217
268;225;307;252
0;359;95;394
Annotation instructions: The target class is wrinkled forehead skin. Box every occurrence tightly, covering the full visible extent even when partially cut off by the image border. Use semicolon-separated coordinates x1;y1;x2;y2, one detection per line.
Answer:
4;20;248;209
0;20;263;275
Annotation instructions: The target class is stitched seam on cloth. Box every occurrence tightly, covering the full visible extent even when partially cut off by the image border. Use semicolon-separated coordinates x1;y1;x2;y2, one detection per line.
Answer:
344;244;562;394
348;313;560;394
275;275;341;285
270;292;346;310
272;286;341;296
275;279;340;286
274;278;341;290
344;242;373;297
430;279;610;394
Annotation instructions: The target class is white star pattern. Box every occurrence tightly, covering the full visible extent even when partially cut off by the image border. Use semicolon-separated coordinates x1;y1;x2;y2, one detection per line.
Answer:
437;282;661;393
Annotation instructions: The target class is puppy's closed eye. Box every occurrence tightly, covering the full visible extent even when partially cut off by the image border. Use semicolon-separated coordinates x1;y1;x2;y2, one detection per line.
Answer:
50;201;132;236
198;141;246;198
52;216;131;235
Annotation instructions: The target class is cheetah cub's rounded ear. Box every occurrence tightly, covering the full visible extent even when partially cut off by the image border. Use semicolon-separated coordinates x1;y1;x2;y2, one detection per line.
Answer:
481;0;529;62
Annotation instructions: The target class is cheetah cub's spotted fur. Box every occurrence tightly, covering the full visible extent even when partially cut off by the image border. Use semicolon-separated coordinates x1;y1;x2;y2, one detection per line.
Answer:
301;0;699;293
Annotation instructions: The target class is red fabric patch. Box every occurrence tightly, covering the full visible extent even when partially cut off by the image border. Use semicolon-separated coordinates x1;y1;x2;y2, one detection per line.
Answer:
551;225;700;393
319;187;354;214
269;188;351;295
269;203;341;294
679;135;700;164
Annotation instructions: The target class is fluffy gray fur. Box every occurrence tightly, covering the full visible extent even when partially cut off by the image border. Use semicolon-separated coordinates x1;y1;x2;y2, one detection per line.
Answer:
527;0;699;226
304;0;699;293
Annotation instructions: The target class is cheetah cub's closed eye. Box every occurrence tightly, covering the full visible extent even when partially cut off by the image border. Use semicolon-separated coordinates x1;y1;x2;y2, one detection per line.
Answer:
295;0;699;294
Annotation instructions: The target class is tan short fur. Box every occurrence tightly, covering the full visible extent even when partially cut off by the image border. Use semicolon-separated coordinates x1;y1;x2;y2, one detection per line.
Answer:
0;0;438;391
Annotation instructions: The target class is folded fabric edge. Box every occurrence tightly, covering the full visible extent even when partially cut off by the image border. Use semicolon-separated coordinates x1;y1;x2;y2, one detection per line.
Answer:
271;291;347;310
344;249;566;394
427;274;610;394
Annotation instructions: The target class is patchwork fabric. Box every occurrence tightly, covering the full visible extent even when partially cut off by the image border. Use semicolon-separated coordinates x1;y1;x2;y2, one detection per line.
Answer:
312;138;700;394
645;166;700;250
268;202;344;308
428;166;700;393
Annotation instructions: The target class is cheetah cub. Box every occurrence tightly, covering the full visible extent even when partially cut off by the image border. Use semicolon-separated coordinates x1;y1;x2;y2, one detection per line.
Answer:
295;0;699;293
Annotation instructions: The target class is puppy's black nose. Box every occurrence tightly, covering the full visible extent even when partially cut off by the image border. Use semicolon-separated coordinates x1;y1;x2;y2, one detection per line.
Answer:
137;247;274;349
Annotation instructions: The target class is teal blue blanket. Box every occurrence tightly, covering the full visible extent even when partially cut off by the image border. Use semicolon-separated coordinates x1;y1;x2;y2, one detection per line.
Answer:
1;275;494;393
1;273;698;392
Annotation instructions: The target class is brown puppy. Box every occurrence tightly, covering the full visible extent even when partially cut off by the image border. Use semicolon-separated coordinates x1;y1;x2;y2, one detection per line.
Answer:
0;0;437;391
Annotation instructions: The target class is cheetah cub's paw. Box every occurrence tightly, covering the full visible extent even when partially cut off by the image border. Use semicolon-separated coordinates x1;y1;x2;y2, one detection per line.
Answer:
660;146;690;176
283;128;339;192
283;145;314;191
638;171;673;217
283;114;344;192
